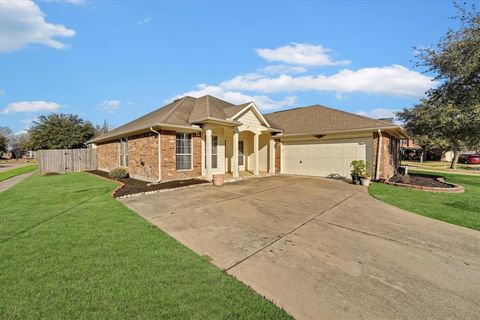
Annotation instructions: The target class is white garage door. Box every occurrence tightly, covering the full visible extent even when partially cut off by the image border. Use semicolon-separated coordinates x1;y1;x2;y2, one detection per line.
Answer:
282;138;372;178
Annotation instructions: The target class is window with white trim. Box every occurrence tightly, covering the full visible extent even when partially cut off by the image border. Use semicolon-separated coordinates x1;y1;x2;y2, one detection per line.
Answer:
238;140;244;166
205;135;218;169
118;138;128;167
211;135;218;169
176;133;192;170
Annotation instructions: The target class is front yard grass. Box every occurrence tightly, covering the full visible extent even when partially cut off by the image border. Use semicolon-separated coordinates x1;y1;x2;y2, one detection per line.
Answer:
369;170;480;231
0;164;37;182
0;173;292;319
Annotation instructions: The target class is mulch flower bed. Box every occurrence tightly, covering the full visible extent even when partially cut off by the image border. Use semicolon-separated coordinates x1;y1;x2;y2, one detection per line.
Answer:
389;174;452;188
87;170;210;198
386;173;464;193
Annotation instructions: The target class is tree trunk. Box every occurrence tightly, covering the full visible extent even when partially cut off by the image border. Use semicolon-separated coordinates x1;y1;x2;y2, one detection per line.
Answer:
450;148;460;169
420;149;424;163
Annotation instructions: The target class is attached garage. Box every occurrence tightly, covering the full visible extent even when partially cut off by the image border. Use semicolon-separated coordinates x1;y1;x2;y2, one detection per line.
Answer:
282;137;373;178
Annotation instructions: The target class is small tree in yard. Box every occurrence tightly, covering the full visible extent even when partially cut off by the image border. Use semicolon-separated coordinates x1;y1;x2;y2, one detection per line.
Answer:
9;133;31;159
398;1;480;169
0;133;7;154
29;113;95;150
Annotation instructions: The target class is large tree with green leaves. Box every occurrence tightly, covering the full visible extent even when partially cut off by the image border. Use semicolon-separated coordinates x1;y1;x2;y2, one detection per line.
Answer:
28;113;95;150
398;1;480;169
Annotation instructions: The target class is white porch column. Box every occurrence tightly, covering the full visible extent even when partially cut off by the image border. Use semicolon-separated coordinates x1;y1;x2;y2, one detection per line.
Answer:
233;130;239;178
269;137;275;175
254;133;259;176
205;128;212;181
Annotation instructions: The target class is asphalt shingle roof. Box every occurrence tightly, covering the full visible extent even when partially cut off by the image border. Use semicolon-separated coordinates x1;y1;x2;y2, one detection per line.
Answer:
265;104;400;135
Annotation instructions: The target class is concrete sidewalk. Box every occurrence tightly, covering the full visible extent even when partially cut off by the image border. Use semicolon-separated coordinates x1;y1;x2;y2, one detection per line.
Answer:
0;171;36;193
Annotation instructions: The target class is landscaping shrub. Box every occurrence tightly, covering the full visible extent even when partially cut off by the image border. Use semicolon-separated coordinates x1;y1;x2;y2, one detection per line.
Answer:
109;168;129;179
395;174;411;184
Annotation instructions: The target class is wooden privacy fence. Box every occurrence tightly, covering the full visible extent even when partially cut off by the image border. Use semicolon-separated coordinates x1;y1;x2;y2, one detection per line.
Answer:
37;148;97;174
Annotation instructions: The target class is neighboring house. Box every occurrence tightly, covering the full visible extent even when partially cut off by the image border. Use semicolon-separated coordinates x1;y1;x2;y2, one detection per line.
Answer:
88;95;407;182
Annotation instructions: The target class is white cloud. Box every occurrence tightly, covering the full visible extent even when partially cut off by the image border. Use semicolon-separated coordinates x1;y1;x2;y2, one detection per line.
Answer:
222;65;434;98
1;101;61;114
261;64;308;74
173;84;297;110
42;0;85;4
138;16;151;26
355;108;399;120
0;0;76;52
99;99;121;113
256;43;350;66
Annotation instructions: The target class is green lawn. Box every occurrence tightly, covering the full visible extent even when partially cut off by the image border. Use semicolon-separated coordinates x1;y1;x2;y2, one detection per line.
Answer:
369;170;480;231
0;165;37;182
0;173;291;319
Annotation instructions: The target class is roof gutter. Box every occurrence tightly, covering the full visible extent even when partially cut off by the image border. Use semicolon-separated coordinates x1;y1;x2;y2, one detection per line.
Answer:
150;127;162;182
191;117;242;126
274;125;402;138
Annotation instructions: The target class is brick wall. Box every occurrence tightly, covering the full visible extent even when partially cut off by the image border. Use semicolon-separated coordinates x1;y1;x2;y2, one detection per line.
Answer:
372;132;400;179
97;140;118;172
128;132;158;182
96;130;202;182
274;140;281;173
160;130;202;181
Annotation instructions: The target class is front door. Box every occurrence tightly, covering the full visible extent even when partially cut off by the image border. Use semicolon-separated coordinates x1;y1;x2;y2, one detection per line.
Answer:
238;140;245;171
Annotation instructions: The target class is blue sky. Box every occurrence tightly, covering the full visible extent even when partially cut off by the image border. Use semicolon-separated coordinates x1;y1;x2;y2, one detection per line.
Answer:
0;0;457;133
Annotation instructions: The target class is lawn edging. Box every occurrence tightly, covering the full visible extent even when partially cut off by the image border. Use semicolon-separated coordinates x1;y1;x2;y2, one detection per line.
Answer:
385;177;464;193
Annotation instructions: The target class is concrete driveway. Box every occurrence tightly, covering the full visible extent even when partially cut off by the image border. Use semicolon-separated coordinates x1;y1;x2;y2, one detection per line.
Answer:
120;175;480;320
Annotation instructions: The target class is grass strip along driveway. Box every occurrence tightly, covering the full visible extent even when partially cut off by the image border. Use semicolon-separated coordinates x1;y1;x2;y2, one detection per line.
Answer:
0;165;37;182
369;170;480;231
0;173;291;319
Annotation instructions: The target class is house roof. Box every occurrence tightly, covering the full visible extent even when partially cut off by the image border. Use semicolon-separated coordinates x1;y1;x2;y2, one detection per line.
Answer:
265;104;403;136
89;95;406;144
89;95;248;143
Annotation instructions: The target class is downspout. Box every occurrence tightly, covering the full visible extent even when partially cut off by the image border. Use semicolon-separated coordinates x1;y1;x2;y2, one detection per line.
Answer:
150;127;162;182
375;129;382;180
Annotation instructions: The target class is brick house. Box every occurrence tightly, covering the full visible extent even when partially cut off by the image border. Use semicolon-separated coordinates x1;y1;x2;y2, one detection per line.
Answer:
88;95;407;182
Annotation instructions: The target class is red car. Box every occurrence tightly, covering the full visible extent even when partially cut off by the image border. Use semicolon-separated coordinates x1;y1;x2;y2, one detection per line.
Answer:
462;154;480;164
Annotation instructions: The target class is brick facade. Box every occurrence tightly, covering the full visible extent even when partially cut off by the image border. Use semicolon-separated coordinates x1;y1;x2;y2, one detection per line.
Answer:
372;132;400;179
274;140;281;173
97;140;119;172
128;132;159;181
159;130;202;181
96;130;202;182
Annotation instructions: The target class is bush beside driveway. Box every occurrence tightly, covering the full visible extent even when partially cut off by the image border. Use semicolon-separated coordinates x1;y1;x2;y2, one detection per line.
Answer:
0;173;291;319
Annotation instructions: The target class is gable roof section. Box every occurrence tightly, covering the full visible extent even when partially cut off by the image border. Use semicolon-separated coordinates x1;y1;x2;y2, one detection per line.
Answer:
229;102;271;127
89;95;246;143
265;104;402;136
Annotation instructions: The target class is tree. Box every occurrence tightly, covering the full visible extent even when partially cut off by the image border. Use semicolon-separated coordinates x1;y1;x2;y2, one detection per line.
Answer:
9;133;31;159
94;119;110;137
402;1;480;169
398;100;466;164
28;113;95;150
0;126;13;137
0;133;7;154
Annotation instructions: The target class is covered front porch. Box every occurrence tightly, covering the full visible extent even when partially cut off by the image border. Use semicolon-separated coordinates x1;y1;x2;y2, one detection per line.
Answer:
200;125;276;181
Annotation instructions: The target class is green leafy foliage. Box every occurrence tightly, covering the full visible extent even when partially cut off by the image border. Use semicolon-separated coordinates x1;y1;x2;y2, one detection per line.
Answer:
109;167;129;179
398;2;480;169
28;113;95;150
